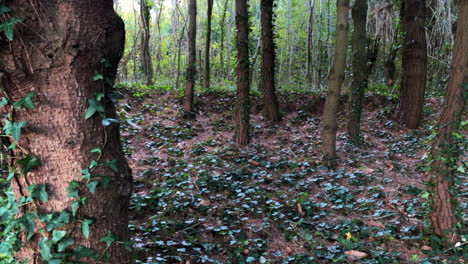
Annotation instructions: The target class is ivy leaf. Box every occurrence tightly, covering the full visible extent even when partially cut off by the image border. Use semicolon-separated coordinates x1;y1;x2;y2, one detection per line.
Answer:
99;176;113;188
82;218;94;239
38;237;52;261
51;230;67;243
102;118;119;127
0;18;25;41
74;246;99;260
45;211;70;232
3;120;28;142
72;197;87;216
0;97;8;107
13;91;36;109
93;72;104;81
67;180;80;198
26;184;48;202
104;159;118;172
86;181;99;194
85;99;105;119
100;231;117;247
0;5;12;15
18;212;36;233
90;147;102;153
17;154;41;175
89;160;98;169
81;168;91;180
57;238;74;252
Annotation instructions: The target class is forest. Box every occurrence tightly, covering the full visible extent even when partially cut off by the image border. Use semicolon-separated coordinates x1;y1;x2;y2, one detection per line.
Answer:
0;0;466;263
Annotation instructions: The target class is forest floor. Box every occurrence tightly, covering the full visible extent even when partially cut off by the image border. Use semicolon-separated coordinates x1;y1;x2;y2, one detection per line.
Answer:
115;84;466;264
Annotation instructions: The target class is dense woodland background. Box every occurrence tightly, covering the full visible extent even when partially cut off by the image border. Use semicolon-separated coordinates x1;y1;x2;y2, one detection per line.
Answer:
0;0;466;263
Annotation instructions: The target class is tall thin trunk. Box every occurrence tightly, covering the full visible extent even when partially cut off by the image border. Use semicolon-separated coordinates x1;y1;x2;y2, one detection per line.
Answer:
429;1;467;245
396;0;427;129
219;0;229;76
321;0;350;167
140;0;154;85
261;0;280;122
346;0;368;141
203;0;214;89
306;0;316;89
0;1;131;262
235;0;251;145
155;3;164;74
184;0;197;113
176;18;188;90
226;1;235;79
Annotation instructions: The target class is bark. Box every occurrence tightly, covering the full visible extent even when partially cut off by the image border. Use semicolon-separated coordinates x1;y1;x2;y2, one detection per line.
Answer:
261;0;280;122
235;0;251;145
140;0;154;85
184;0;197;113
346;0;368;141
429;1;467;245
203;0;213;89
306;0;315;89
396;0;427;129
321;0;350;167
0;1;131;263
155;3;163;75
219;0;229;76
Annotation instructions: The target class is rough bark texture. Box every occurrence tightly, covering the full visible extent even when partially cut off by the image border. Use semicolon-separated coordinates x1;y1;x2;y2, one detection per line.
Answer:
429;1;467;245
140;0;154;85
261;0;280;122
235;0;251;145
396;0;427;129
321;0;349;166
0;1;131;263
184;0;197;113
203;0;213;89
346;0;368;140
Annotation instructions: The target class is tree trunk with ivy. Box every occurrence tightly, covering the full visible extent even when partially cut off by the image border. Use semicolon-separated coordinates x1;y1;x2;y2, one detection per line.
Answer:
261;0;280;122
321;0;349;166
140;0;154;85
203;0;213;89
346;0;368;141
235;0;251;145
306;0;315;89
429;1;467;245
0;1;132;263
184;0;197;113
395;0;427;129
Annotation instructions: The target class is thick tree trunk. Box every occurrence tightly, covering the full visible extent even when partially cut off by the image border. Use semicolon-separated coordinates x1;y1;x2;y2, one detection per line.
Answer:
184;0;197;113
396;0;427;129
346;0;368;141
261;0;280;122
203;0;213;89
306;0;315;89
321;0;349;167
235;0;251;145
140;0;154;85
429;1;467;245
0;1;131;263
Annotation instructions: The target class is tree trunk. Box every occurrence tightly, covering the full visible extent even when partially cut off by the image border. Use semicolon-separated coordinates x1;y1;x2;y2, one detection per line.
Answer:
346;0;368;141
429;1;467;245
396;0;427;129
261;0;280;122
219;0;229;77
321;0;350;167
140;0;154;85
0;1;131;263
155;2;164;75
306;0;315;89
203;0;214;89
184;0;197;113
235;0;251;145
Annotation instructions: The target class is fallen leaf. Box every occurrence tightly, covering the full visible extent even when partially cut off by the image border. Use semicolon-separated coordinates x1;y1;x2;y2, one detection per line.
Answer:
421;245;432;251
345;250;368;261
250;160;260;166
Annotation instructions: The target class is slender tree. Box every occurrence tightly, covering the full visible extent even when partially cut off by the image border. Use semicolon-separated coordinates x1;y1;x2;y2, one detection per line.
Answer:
219;0;229;76
429;1;467;245
184;0;197;113
396;0;427;128
306;0;316;88
203;0;214;89
0;1;132;262
321;0;350;166
346;0;368;140
140;0;154;85
261;0;280;122
235;0;251;145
